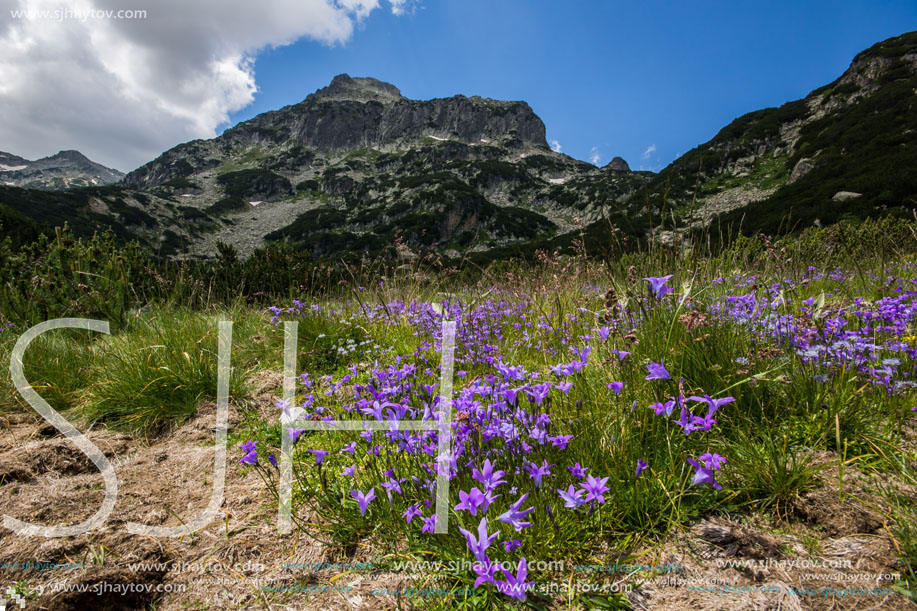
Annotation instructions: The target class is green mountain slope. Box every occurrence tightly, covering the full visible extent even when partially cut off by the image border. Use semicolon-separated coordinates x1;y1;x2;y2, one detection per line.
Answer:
632;31;917;240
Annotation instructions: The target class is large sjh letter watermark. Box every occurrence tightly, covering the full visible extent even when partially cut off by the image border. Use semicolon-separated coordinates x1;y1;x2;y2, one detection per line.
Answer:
5;319;232;538
4;316;456;537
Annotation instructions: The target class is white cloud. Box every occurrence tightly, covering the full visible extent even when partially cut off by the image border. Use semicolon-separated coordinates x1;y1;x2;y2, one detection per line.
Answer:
550;139;562;153
389;0;418;15
641;144;657;160
0;0;407;171
588;146;600;165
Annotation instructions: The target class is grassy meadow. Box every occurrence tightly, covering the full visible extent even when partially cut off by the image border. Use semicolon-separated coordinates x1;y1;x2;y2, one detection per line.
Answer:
1;217;917;608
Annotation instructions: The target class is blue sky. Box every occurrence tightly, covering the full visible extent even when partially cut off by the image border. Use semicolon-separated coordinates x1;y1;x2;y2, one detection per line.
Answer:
224;0;916;172
4;1;912;171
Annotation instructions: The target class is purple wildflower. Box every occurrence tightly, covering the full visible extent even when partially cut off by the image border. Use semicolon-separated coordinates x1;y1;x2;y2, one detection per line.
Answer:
580;475;610;504
350;488;376;516
421;515;438;534
286;428;306;443
455;487;499;516
608;381;624;396
472;557;499;587
568;462;588;478
498;494;535;531
636;459;649;478
645;361;671;380
471;459;507;493
502;539;522;552
402;504;422;524
556;484;587;508
688;394;736;416
648;400;673;416
496;557;534;601
458;517;499;563
380;479;403;506
524;460;553;488
672;406;695;434
698;452;727;470
644;275;674;299
306;449;329;464
238;440;258;465
686;457;723;490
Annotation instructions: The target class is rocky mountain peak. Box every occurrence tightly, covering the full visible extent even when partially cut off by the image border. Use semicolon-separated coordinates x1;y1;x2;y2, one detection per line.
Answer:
309;74;404;104
48;149;91;162
0;149;123;189
0;151;28;166
605;156;630;171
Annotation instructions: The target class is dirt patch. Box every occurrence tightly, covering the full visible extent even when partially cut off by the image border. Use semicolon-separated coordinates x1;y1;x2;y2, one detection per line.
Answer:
693;517;785;560
0;431;130;482
792;490;884;537
38;567;168;610
627;516;912;611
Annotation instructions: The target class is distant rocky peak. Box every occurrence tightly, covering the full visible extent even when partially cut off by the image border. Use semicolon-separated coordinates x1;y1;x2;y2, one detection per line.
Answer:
606;156;630;171
48;149;91;161
0;148;123;189
310;74;404;104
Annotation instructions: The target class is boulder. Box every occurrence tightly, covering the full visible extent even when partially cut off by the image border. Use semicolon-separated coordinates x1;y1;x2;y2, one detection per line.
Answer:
790;158;815;182
832;190;862;201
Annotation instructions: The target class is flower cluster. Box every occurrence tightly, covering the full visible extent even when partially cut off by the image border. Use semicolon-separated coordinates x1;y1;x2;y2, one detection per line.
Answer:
244;266;917;600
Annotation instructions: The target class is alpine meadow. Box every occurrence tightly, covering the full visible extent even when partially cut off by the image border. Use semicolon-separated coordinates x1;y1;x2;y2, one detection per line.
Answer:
1;11;917;611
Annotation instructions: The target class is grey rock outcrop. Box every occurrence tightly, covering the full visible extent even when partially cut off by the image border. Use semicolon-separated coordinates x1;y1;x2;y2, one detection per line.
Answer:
832;190;862;201
311;74;404;104
790;157;815;182
606;157;630;171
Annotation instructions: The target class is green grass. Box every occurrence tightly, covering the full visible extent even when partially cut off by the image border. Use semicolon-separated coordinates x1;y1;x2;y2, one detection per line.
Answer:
1;305;283;435
0;327;95;413
2;214;917;607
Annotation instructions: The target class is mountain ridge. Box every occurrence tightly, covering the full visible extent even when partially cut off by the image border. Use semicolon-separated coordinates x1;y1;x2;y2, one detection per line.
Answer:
0;150;124;190
114;73;645;258
1;31;915;261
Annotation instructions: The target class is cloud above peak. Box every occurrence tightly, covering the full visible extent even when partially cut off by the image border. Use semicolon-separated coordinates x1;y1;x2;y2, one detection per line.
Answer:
0;0;407;171
641;144;657;159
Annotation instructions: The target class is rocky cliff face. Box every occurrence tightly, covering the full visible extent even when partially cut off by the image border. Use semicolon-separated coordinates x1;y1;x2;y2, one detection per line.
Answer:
123;74;550;190
0;150;123;189
117;74;642;259
230;74;548;154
